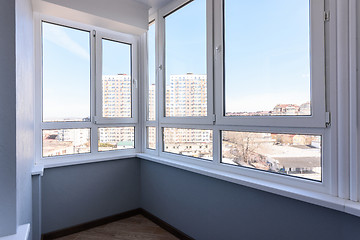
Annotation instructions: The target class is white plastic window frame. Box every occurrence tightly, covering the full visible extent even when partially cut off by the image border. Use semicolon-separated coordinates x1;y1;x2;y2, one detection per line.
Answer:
143;0;360;217
95;31;139;124
143;0;334;196
156;123;331;194
158;0;214;125
34;14;139;166
146;19;157;123
214;0;327;128
350;0;360;203
144;14;160;154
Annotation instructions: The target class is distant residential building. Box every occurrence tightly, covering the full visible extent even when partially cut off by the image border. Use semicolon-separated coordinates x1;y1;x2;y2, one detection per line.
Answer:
98;127;134;149
147;127;156;149
58;129;90;146
163;128;213;159
102;74;131;118
272;102;310;115
162;73;211;144
148;83;156;120
299;102;311;115
98;74;133;145
273;104;300;115
164;128;211;143
43;129;90;157
165;73;207;117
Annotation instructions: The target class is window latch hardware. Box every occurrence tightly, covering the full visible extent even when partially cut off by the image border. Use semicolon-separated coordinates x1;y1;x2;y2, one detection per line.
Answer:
214;45;222;61
93;116;99;124
324;11;330;22
93;30;96;37
133;78;138;88
212;114;216;123
326;112;331;127
158;65;163;71
215;45;221;53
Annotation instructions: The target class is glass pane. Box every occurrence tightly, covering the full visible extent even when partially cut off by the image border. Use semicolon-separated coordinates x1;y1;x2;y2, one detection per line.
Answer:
42;22;90;122
147;127;156;150
102;39;132;118
163;128;212;160
42;129;90;157
224;0;311;116
98;127;134;151
222;131;321;181
148;22;156;121
165;0;207;117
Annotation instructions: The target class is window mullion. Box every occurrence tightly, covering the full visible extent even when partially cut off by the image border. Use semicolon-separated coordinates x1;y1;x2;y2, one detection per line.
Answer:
213;0;223;126
91;26;98;154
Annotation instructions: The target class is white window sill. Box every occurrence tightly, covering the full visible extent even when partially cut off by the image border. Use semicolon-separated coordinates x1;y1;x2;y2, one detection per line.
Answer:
137;153;360;218
0;224;30;240
33;153;137;173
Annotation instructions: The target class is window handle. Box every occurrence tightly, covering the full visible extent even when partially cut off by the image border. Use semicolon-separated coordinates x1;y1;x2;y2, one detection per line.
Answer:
215;45;222;61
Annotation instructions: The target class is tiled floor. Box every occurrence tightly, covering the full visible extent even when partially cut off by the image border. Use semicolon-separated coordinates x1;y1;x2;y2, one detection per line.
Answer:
54;215;179;240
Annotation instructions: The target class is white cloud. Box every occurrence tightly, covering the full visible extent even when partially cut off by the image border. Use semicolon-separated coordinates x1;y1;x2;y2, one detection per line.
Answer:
44;24;90;60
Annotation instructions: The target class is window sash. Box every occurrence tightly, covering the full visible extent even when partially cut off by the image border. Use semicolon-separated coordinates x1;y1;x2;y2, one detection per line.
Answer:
158;0;214;125
213;0;326;128
146;20;157;122
144;14;160;154
95;31;138;124
41;21;92;123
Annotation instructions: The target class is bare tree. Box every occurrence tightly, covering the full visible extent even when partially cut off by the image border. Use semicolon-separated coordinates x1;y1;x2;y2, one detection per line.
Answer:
223;132;258;165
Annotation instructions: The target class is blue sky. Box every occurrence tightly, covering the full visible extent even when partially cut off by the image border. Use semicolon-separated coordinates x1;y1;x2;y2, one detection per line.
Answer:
164;0;310;113
165;0;207;79
102;39;131;75
148;22;156;85
43;0;311;120
224;0;310;112
42;22;91;121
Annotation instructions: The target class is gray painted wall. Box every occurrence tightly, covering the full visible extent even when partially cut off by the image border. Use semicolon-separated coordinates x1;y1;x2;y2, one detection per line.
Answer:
41;158;141;233
0;0;17;236
16;0;34;239
141;160;360;240
32;175;42;240
39;157;360;239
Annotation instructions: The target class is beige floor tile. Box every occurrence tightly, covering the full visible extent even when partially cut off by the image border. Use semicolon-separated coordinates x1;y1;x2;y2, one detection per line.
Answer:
54;215;179;240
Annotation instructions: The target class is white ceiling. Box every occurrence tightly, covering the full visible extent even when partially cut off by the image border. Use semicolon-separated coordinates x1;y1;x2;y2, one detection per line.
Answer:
134;0;175;13
36;0;151;34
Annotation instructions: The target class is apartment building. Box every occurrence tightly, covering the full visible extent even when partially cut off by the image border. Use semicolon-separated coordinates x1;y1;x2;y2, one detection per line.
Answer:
102;74;132;118
165;73;207;117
